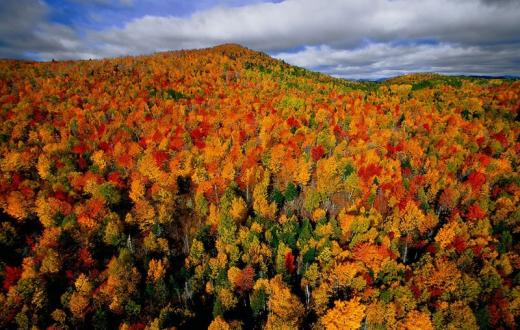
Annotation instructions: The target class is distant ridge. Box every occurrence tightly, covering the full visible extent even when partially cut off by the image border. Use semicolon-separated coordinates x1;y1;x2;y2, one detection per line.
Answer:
2;44;517;81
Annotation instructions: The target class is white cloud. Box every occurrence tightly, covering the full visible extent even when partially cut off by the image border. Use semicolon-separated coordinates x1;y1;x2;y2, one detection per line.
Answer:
0;0;89;59
90;0;520;54
274;42;520;79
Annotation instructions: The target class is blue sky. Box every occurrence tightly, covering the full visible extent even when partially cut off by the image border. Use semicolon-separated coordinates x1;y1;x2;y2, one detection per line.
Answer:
45;1;278;30
0;0;519;79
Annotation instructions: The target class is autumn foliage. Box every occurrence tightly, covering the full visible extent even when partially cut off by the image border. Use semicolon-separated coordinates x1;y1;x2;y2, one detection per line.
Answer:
0;44;519;329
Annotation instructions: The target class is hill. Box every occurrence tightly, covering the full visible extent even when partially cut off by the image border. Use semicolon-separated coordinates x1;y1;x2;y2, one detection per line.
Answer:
0;44;519;329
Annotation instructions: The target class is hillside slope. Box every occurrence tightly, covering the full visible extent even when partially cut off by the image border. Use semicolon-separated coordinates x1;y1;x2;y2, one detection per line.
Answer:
0;44;519;329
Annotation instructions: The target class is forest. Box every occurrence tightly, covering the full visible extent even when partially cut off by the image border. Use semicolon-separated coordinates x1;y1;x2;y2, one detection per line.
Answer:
0;44;519;329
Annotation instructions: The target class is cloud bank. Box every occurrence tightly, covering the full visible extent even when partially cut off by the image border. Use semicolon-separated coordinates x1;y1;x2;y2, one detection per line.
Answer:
1;0;519;79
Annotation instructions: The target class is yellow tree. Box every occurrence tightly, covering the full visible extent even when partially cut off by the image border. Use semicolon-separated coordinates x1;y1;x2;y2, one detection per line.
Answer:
265;275;305;330
208;316;231;330
69;274;93;319
294;156;312;186
229;196;247;222
321;298;366;330
316;157;340;196
99;249;141;314
253;170;277;219
400;310;434;330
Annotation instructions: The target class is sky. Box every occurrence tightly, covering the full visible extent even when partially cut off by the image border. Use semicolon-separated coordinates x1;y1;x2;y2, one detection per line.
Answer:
0;0;519;79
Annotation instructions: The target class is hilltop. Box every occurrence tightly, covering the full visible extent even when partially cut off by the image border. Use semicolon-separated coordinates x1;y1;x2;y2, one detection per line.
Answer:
0;44;519;329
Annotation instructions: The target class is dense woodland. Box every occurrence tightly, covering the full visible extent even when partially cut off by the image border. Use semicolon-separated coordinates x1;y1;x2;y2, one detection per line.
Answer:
0;44;519;329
